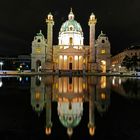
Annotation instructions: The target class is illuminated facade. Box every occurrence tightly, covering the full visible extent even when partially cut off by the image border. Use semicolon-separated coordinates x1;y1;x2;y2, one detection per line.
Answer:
31;9;111;73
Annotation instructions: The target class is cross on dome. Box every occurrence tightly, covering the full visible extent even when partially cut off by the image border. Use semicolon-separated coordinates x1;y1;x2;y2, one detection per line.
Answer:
68;8;74;20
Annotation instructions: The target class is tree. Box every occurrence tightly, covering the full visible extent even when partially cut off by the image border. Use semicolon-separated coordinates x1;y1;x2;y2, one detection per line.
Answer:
121;55;132;70
121;55;138;71
131;55;138;71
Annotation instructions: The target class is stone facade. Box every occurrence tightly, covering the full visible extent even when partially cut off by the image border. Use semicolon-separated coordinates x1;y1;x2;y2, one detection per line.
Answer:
31;9;111;73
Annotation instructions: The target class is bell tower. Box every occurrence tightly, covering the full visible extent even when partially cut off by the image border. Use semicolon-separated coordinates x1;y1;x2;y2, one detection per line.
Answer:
96;31;111;72
31;30;46;72
45;13;54;71
88;13;97;71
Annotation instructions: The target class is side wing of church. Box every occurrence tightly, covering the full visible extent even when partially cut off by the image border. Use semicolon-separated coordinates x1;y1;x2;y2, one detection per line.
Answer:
31;9;111;73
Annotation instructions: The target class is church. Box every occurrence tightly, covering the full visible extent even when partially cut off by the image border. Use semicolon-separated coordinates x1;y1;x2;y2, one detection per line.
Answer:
31;9;111;73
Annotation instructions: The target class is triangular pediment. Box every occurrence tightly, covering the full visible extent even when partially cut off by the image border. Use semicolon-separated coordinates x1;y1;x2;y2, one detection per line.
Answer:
59;47;84;53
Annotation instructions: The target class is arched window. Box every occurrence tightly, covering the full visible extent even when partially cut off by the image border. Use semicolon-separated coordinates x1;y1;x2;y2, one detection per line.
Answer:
102;40;105;43
38;39;41;42
69;37;73;45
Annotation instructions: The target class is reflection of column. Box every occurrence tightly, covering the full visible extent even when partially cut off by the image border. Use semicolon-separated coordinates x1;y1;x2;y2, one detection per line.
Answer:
74;77;78;93
63;77;68;93
79;77;82;93
101;76;106;89
88;82;96;136
59;55;63;70
59;78;62;93
45;85;52;135
78;56;79;70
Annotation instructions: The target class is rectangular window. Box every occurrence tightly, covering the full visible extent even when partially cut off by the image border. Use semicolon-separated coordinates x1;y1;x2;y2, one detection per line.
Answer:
101;49;106;54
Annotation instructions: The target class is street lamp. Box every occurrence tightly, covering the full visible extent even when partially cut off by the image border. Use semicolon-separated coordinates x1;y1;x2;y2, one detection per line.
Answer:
0;62;3;71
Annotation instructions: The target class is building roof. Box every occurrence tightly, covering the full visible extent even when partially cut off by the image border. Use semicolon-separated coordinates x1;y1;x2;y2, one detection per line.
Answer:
127;45;140;50
59;115;81;128
36;30;44;37
98;31;106;37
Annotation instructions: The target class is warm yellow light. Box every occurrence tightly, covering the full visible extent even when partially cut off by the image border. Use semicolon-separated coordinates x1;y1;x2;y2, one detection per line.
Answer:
48;13;53;20
83;59;85;63
90;14;95;20
73;46;78;49
64;55;67;60
59;55;63;59
75;55;78;60
79;56;82;59
60;46;63;49
101;60;106;73
35;92;40;100
89;127;95;136
83;83;86;89
56;83;58;89
45;127;51;135
101;49;105;54
101;93;106;100
101;76;106;88
101;60;106;65
36;48;41;53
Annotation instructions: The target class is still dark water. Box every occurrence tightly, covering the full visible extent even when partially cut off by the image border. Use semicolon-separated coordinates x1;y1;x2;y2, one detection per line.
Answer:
0;76;140;140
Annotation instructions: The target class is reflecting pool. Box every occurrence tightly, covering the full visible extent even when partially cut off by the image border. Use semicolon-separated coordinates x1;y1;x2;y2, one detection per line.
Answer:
0;76;140;139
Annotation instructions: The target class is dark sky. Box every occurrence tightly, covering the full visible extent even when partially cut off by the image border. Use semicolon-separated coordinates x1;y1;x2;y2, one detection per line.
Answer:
0;0;140;56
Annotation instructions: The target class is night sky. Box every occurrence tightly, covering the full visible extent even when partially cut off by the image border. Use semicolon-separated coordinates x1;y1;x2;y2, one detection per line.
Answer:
0;0;140;56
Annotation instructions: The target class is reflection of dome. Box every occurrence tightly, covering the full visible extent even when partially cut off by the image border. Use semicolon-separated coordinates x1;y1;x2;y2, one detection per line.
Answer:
58;102;83;128
59;115;82;128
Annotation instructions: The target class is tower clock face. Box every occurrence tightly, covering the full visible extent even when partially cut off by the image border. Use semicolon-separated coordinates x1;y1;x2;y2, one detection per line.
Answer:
36;45;41;53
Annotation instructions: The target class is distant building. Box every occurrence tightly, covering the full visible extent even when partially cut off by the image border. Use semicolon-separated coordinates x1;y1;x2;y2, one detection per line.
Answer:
31;9;111;73
111;45;140;72
0;55;31;70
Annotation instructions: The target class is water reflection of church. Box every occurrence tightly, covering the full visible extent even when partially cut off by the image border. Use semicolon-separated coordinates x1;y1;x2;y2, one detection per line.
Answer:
31;76;111;137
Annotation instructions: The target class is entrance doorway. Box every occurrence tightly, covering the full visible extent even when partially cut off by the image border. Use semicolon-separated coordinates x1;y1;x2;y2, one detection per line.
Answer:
36;60;41;72
69;63;72;70
101;60;106;73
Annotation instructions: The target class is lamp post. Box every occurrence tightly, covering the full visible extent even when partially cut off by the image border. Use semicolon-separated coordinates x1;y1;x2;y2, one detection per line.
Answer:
0;62;3;71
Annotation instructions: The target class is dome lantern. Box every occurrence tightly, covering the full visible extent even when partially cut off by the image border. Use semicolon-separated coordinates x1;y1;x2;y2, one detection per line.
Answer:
68;8;75;20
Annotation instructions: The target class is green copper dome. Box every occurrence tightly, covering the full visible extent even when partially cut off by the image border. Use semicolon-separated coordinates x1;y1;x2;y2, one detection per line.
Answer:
59;115;81;128
60;9;82;33
60;19;82;33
